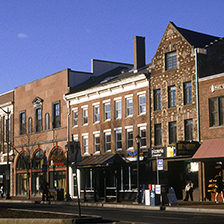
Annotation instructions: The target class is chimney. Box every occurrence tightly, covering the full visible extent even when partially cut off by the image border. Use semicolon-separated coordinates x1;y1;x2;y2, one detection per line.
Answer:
133;36;145;70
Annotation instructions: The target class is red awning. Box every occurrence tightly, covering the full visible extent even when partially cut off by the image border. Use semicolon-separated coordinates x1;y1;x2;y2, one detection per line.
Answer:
193;139;224;159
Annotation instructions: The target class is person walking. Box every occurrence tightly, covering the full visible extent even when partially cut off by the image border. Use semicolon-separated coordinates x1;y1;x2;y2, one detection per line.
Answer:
41;179;49;201
183;180;194;201
215;171;224;203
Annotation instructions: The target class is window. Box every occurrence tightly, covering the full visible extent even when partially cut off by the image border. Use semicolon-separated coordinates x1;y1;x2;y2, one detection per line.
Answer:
139;127;147;147
209;97;224;127
185;119;193;141
115;128;122;150
105;103;111;120
94;105;100;123
155;124;162;146
82;134;88;154
139;95;146;114
166;51;177;70
45;113;50;130
82;107;88;125
94;134;100;153
73;109;78;126
184;82;192;105
168;86;176;108
19;111;26;135
169;121;177;144
52;101;60;128
115;100;122;119
35;108;42;132
126;98;133;116
105;131;111;151
154;89;161;110
28;117;32;134
126;128;133;149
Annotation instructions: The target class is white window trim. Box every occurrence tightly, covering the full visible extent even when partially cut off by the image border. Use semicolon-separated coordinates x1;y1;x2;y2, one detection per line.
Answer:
115;99;122;119
72;108;78;127
105;130;111;152
82;107;88;126
126;97;133;117
82;133;89;155
104;102;111;121
115;128;122;151
93;104;100;124
126;126;133;150
94;133;100;154
138;94;146;115
139;125;147;149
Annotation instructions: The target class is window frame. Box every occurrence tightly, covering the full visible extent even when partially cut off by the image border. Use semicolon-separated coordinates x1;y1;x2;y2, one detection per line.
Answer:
35;107;42;133
169;121;177;144
115;128;122;151
139;126;147;148
72;109;78;127
139;94;146;115
185;119;193;141
82;134;89;154
104;103;111;121
154;89;161;111
155;123;162;146
115;100;122;119
19;110;26;135
52;101;61;129
166;51;177;70
168;85;176;108
104;131;111;152
93;105;100;123
184;82;192;105
126;127;133;149
126;97;133;117
209;96;224;127
94;133;100;153
82;107;88;125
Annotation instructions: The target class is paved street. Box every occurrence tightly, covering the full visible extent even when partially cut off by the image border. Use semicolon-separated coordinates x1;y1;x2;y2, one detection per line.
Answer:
1;201;224;224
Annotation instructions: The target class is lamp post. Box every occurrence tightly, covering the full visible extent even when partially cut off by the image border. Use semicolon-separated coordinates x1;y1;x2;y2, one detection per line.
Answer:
65;144;71;201
0;107;11;199
135;135;141;203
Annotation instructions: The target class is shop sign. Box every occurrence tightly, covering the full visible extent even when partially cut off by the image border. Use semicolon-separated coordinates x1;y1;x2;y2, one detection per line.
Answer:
150;147;166;158
176;141;200;156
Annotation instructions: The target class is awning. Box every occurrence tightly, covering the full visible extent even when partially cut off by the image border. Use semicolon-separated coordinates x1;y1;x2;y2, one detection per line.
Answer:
193;139;224;159
77;153;128;168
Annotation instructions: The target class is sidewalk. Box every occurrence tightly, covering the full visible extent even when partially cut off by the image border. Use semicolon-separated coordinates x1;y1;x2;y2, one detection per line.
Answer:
1;196;224;214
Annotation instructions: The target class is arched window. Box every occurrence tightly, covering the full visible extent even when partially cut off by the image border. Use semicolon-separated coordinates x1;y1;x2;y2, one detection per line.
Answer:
32;150;45;169
16;153;29;170
49;147;66;168
28;117;32;134
45;113;50;130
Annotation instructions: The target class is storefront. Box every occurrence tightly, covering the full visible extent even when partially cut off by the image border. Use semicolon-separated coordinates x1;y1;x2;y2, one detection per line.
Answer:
193;139;224;201
15;147;67;197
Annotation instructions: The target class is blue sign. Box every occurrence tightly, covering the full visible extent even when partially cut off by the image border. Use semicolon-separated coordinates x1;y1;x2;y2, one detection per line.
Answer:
157;159;163;171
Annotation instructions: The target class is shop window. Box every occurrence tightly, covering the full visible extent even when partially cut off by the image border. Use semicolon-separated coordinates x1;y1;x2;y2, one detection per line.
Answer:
185;119;193;141
166;51;177;70
155;124;162;146
49;147;66;168
168;86;176;108
184;82;192;105
32;150;45;169
169;121;177;144
16;153;29;170
154;89;161;110
209;96;224;127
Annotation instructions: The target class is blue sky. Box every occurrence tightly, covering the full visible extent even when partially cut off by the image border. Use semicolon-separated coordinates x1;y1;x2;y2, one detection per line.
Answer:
0;0;223;94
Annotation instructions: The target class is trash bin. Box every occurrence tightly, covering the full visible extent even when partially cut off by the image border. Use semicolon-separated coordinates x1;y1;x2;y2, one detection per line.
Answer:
57;188;64;201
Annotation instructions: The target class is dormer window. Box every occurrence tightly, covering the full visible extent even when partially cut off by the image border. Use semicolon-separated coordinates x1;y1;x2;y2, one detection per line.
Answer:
166;51;177;70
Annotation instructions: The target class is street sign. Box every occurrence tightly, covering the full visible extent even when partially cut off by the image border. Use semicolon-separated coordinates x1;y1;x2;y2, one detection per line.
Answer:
157;159;163;171
155;185;161;194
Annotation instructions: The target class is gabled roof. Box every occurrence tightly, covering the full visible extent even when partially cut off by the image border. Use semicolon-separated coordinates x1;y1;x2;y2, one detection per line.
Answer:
77;153;128;168
171;22;221;48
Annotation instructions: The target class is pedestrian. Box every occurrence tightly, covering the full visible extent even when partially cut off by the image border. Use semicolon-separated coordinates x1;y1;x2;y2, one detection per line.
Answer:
214;171;224;203
0;186;3;198
183;180;194;201
41;180;49;201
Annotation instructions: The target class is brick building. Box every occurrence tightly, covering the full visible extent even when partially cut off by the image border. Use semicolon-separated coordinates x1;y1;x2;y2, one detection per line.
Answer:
0;90;14;198
13;60;132;198
65;36;149;201
148;22;224;200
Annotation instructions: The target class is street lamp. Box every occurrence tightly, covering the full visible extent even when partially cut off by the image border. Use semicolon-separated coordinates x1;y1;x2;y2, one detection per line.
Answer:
135;135;141;203
65;144;72;201
0;107;11;199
